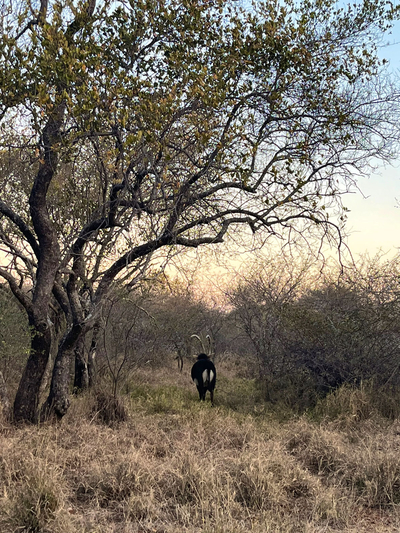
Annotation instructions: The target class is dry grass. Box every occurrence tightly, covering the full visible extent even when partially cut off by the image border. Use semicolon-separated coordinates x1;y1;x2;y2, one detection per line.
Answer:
1;366;400;532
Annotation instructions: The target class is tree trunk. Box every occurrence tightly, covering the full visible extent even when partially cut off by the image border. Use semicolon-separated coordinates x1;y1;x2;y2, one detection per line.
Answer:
73;336;89;393
39;308;65;399
88;322;99;388
41;324;82;421
13;324;52;423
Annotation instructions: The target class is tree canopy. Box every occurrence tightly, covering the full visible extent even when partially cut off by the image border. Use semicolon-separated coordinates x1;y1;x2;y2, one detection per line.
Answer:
0;0;399;422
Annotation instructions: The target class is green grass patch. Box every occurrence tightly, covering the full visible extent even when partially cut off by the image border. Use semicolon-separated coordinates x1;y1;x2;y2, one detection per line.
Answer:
130;384;198;414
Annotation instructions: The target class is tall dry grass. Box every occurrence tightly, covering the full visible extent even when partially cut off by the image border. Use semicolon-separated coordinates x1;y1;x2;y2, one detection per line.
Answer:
1;365;400;532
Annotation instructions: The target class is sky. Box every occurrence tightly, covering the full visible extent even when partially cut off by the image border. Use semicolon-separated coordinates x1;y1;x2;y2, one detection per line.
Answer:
344;166;400;258
343;20;400;258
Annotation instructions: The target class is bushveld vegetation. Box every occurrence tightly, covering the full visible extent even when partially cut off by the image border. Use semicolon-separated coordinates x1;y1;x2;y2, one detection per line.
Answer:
1;0;400;529
1;0;400;423
2;255;400;531
2;368;400;532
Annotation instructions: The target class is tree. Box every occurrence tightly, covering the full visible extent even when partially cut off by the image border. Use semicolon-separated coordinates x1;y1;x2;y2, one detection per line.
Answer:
95;288;155;397
227;255;312;384
290;255;400;392
151;280;224;370
230;254;400;403
0;0;399;422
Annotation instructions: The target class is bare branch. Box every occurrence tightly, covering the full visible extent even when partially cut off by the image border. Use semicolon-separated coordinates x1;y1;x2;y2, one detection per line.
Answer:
0;201;39;258
0;267;33;315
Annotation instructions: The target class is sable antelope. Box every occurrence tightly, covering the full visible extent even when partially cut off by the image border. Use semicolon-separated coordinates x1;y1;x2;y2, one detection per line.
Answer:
190;335;216;405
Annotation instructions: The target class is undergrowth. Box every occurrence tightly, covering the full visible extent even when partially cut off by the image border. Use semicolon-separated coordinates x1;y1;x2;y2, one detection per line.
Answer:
1;370;400;532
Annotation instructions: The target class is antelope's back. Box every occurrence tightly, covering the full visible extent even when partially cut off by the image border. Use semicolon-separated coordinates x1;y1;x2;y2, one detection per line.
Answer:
191;358;216;388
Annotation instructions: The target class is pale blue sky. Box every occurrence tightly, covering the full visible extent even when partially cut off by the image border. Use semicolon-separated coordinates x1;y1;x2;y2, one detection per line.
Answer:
344;166;400;257
344;20;400;257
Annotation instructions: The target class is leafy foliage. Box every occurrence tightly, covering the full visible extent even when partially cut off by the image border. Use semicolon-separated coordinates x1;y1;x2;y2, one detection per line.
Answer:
0;0;399;421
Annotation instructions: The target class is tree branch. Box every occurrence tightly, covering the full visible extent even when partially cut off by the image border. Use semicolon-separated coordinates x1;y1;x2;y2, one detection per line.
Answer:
0;268;33;315
0;201;40;258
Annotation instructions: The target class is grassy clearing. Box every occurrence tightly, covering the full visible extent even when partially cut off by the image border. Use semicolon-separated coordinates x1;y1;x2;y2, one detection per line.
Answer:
1;365;400;532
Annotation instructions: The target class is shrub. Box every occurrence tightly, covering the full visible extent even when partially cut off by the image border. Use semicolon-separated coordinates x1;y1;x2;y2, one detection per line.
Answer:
92;391;129;425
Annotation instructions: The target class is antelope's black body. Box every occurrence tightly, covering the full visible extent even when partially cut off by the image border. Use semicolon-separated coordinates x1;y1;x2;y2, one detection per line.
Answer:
191;353;216;405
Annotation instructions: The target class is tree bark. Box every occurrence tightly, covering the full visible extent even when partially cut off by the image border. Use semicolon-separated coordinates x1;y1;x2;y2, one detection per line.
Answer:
88;322;99;388
41;324;82;421
13;323;52;423
73;336;89;393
